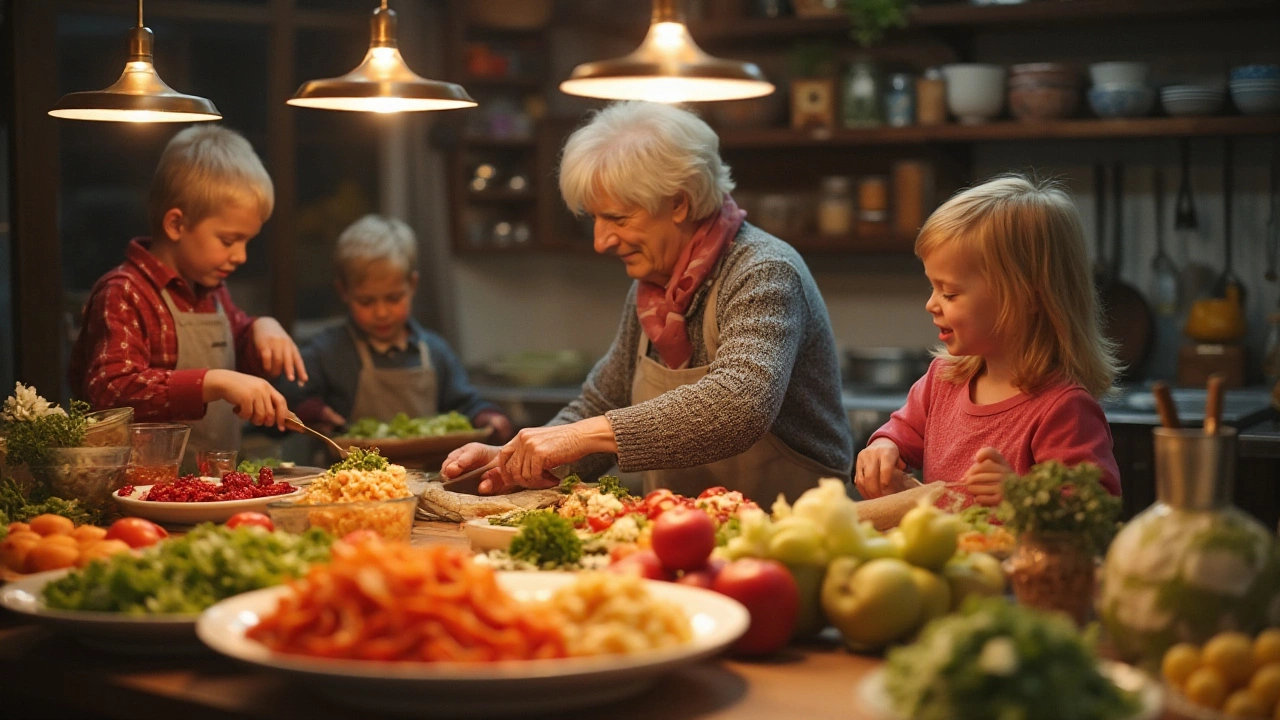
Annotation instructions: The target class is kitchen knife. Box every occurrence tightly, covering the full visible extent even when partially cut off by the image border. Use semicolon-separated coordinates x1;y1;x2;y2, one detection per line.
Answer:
438;458;501;495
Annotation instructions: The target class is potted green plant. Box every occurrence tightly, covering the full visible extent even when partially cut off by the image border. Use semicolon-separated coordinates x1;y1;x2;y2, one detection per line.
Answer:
997;460;1122;625
844;0;911;48
0;383;91;469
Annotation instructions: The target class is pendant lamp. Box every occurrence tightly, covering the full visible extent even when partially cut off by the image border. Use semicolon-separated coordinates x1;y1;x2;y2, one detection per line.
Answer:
288;1;476;113
49;0;222;122
560;0;774;104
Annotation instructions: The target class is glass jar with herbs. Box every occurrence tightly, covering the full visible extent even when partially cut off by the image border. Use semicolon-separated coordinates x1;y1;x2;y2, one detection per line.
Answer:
997;460;1122;626
842;60;882;129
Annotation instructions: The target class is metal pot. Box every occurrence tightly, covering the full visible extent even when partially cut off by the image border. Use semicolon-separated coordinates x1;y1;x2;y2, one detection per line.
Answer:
844;347;933;390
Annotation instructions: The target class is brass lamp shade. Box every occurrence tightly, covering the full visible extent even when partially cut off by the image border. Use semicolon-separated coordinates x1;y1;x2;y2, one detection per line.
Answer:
288;3;476;113
49;25;221;123
560;0;774;103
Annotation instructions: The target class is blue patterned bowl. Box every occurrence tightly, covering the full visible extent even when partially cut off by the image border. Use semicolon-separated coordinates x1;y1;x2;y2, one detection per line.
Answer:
1088;84;1155;118
1230;64;1280;81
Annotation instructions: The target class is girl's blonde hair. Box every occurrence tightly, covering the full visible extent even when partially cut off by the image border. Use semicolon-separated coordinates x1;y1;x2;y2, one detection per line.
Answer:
333;214;417;288
915;174;1119;397
148;125;274;233
558;101;734;222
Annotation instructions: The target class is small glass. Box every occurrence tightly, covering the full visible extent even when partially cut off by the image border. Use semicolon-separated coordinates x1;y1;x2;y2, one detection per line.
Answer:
198;449;238;479
126;422;191;485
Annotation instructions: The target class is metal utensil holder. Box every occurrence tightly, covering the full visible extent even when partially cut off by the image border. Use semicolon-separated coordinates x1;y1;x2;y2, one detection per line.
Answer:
1152;426;1237;511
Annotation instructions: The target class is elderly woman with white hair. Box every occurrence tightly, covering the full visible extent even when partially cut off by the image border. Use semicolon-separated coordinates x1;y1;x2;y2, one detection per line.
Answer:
442;101;852;503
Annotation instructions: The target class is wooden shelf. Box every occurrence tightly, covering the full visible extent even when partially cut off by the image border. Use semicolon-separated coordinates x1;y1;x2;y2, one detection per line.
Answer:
789;230;916;254
461;135;537;148
462;75;545;91
718;116;1280;148
689;0;1277;43
466;189;537;203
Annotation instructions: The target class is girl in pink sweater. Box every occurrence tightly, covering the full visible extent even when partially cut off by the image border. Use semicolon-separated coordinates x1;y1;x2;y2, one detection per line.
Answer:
856;175;1122;507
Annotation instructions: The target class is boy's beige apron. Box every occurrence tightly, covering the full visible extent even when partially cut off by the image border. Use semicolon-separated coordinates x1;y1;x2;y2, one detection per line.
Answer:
347;328;439;421
161;290;239;467
629;269;842;505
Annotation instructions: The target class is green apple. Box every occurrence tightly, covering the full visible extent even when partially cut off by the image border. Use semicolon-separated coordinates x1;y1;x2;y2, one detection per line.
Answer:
861;534;901;560
943;551;1007;609
767;516;827;566
786;562;828;639
909;567;952;630
898;503;961;571
822;557;922;652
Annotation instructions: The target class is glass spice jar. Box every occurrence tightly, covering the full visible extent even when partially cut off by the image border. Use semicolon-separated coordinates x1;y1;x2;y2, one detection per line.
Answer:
857;176;889;223
842;60;882;129
916;68;947;126
884;73;916;127
817;176;854;236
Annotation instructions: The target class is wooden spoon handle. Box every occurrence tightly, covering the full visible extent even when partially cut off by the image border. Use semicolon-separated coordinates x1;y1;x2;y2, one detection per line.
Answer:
285;414;348;459
1204;373;1225;436
1152;381;1180;429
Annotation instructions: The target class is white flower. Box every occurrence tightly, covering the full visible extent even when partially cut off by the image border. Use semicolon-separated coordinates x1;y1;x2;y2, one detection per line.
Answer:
978;636;1019;676
2;383;66;423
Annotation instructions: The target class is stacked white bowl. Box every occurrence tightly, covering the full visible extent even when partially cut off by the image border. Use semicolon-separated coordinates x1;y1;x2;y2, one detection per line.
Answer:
1160;84;1225;116
1229;64;1280;115
941;64;1007;124
1087;61;1154;119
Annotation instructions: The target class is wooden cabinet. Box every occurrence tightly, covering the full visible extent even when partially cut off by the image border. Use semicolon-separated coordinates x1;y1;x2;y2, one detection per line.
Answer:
442;1;590;254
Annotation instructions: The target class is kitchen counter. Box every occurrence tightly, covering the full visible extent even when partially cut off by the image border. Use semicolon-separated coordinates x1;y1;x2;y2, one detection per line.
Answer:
1240;418;1280;459
478;383;1278;429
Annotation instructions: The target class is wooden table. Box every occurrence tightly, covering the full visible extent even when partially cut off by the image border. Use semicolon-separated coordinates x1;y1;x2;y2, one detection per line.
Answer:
0;521;886;720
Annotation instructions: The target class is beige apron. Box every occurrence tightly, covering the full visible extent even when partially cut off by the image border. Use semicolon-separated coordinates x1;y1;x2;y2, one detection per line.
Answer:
161;289;240;468
347;327;439;421
630;271;842;505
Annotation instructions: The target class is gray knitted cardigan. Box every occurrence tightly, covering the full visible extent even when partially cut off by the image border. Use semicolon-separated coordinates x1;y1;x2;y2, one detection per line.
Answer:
551;222;854;481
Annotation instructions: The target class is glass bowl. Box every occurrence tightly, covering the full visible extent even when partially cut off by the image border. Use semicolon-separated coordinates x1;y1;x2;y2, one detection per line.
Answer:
28;445;133;515
266;495;417;542
83;407;134;448
126;423;191;484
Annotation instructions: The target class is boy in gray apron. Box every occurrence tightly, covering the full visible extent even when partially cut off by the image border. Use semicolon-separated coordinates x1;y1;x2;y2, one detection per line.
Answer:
68;125;306;466
278;215;512;449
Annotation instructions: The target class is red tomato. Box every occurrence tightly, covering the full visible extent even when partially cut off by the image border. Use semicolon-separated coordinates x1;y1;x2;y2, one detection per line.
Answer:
675;557;726;589
104;518;168;549
711;559;799;656
650;505;716;572
225;512;274;532
698;486;729;499
607;550;674;581
587;513;615;532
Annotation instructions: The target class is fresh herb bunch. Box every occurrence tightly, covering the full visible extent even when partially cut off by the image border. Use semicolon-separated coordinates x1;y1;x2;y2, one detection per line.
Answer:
237;457;283;475
508;512;582;569
0;383;91;467
844;0;910;48
0;476;99;525
885;597;1139;720
997;461;1122;556
328;447;389;474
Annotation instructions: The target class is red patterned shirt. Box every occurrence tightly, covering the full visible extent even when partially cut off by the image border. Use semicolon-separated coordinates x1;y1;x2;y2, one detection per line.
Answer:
68;238;264;421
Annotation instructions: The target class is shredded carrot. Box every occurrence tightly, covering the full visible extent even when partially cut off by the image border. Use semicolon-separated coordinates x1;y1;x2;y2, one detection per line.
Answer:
247;540;566;663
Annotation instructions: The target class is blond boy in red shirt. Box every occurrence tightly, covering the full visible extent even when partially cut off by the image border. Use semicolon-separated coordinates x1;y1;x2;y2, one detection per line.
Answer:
69;125;305;460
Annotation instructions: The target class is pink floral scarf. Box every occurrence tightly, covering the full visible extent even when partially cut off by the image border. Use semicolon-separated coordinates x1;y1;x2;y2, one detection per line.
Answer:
636;197;746;369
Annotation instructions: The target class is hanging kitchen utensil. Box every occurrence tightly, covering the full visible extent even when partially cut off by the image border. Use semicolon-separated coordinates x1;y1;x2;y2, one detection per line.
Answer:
1267;149;1278;283
1213;137;1246;302
1175;139;1216;314
1097;163;1154;381
1150;168;1180;316
1175;138;1198;231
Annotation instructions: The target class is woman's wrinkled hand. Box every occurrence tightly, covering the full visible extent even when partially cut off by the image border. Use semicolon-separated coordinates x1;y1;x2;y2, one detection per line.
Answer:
961;447;1014;507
